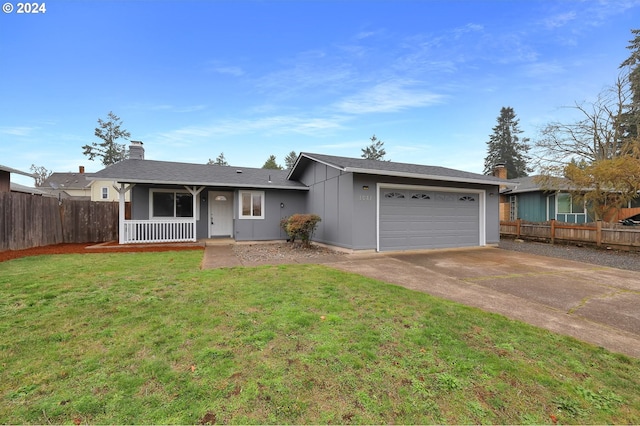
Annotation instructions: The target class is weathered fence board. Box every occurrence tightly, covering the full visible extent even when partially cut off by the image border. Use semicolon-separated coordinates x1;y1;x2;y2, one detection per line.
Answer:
0;192;118;251
501;219;640;251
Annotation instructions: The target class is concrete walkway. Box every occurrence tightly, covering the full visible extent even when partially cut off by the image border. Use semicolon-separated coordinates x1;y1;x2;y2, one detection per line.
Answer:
200;244;640;358
200;239;243;269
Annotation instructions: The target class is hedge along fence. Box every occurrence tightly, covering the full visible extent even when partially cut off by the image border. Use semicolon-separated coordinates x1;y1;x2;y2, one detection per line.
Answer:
0;192;119;251
500;219;640;251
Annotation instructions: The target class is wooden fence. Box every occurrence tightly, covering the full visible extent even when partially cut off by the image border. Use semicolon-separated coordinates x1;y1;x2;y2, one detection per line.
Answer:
501;219;640;251
0;192;119;251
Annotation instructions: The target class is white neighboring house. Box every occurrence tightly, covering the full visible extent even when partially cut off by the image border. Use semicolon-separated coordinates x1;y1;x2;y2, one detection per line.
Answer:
90;179;131;202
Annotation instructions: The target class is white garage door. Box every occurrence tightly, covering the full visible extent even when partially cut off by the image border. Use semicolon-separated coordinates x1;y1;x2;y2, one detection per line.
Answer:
379;188;480;251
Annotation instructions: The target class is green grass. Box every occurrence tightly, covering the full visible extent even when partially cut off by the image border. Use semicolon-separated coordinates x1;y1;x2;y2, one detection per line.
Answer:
0;251;639;424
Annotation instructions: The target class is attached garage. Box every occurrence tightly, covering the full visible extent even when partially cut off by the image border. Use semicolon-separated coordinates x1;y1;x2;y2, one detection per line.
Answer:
288;153;507;252
377;184;485;252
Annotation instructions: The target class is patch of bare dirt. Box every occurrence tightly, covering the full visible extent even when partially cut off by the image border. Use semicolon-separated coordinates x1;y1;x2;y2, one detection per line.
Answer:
232;242;346;263
0;242;203;263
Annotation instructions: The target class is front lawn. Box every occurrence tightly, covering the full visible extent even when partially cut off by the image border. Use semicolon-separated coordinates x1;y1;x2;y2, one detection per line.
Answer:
0;251;638;424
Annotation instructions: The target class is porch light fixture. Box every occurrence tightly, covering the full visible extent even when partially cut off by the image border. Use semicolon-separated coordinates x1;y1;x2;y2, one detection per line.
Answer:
214;195;227;201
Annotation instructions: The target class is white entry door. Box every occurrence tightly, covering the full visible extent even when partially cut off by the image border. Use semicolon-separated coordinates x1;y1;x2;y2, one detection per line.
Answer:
208;191;234;237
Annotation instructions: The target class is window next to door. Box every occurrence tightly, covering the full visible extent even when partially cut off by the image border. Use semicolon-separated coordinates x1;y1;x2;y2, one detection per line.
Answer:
150;189;193;218
239;191;264;219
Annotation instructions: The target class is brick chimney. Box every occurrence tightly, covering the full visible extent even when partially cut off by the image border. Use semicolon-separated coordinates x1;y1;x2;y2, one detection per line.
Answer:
79;166;85;174
493;163;507;180
129;141;145;160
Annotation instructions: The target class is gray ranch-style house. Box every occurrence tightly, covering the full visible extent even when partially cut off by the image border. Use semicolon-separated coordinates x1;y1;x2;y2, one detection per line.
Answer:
90;142;510;252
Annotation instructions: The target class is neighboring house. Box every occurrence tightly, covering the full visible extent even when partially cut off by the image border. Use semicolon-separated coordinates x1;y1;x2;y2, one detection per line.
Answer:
0;164;35;192
501;176;594;224
501;175;640;224
90;143;509;251
43;167;92;200
41;166;130;202
89;179;132;202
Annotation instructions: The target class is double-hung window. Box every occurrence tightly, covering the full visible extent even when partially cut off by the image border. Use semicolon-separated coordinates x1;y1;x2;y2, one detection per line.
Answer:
101;187;109;200
151;190;193;218
239;191;264;219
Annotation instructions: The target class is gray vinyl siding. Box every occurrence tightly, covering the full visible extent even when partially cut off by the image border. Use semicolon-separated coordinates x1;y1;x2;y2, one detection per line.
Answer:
131;185;150;220
130;185;306;241
234;189;306;241
300;161;355;249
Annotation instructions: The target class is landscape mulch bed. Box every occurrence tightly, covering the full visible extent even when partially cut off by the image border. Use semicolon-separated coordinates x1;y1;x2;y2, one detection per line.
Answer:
0;242;203;263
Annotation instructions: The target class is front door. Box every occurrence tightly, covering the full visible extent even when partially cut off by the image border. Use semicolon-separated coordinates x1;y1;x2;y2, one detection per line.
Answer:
208;191;233;237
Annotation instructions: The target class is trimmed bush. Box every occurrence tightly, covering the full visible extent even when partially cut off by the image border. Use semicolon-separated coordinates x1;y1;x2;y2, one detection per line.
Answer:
280;214;321;246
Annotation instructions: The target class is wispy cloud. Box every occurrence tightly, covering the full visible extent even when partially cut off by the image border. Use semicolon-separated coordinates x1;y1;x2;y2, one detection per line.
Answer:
522;61;565;78
0;126;35;136
211;66;245;77
335;80;444;114
542;11;576;29
255;50;355;98
129;103;207;113
153;114;348;146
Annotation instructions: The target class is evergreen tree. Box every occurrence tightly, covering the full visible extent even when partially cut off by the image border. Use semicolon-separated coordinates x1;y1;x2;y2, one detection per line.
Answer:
82;111;130;166
483;107;531;178
284;151;298;169
262;155;283;170
208;152;228;166
619;28;640;139
361;134;387;161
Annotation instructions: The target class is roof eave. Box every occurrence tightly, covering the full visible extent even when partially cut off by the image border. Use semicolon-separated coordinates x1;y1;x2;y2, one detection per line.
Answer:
89;177;308;190
345;167;509;186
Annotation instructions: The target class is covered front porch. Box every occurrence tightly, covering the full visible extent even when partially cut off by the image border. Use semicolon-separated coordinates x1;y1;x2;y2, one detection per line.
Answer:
116;183;207;244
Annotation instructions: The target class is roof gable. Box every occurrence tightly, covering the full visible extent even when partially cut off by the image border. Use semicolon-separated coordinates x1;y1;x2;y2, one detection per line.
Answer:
289;152;511;186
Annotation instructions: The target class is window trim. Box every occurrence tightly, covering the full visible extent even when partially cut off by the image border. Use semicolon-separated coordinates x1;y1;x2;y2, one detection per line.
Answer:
101;187;109;200
149;189;194;219
239;190;265;219
556;193;584;214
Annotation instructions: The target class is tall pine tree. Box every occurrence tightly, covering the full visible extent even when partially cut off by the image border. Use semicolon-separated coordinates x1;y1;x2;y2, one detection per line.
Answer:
619;28;640;140
483;107;531;179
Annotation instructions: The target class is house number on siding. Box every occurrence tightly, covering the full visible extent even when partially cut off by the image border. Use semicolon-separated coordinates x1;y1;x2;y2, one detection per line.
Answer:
358;195;373;201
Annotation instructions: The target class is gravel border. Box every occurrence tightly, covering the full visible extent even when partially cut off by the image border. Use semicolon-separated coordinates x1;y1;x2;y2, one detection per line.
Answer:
232;242;345;263
498;238;640;272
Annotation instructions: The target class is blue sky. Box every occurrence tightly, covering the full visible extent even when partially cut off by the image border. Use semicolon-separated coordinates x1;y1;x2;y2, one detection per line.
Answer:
2;0;639;186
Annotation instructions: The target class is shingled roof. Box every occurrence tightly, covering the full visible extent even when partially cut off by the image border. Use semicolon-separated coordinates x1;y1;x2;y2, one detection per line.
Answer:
43;172;92;190
501;175;575;194
89;159;307;190
289;152;511;186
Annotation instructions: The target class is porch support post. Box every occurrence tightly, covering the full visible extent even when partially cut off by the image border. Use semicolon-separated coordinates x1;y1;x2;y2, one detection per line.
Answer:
185;186;206;241
113;183;135;244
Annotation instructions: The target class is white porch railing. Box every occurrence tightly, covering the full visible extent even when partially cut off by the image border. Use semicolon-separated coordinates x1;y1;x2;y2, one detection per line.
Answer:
122;219;196;244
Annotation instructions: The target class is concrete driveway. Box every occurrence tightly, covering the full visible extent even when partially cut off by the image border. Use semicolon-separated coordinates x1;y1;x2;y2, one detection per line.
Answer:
324;247;640;358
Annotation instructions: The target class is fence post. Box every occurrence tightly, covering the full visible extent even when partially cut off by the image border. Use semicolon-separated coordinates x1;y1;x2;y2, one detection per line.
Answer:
516;219;521;239
596;220;602;247
550;219;555;245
